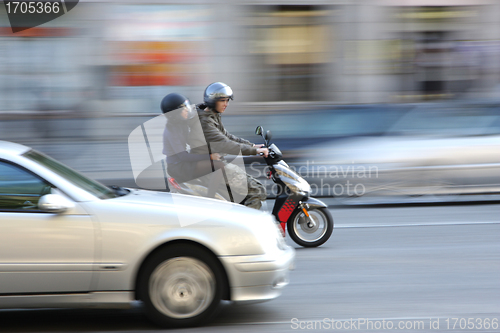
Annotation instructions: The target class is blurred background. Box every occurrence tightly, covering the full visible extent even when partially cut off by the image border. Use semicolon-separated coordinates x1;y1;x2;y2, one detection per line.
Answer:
1;0;499;204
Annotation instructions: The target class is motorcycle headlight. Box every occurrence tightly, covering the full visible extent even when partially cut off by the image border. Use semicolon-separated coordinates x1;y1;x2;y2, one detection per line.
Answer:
280;176;311;195
274;164;310;194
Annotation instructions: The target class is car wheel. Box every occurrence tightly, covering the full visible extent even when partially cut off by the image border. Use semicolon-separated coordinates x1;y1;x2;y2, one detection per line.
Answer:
139;244;224;328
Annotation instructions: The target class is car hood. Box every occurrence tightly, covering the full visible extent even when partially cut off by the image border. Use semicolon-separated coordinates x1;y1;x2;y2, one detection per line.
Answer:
101;188;271;227
116;188;242;210
84;188;279;257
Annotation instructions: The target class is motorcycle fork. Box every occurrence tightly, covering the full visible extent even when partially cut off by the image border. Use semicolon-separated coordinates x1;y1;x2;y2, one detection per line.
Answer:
298;201;316;229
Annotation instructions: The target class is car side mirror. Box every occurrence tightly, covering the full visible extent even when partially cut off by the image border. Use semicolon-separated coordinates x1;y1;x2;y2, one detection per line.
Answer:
38;194;74;214
255;126;263;136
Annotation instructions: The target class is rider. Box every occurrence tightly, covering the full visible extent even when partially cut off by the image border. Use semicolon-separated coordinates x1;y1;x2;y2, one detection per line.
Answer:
188;82;268;210
161;93;222;184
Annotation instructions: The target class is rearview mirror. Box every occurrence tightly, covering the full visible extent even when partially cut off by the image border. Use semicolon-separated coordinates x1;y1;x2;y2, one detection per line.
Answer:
255;126;263;136
38;194;74;214
265;130;272;141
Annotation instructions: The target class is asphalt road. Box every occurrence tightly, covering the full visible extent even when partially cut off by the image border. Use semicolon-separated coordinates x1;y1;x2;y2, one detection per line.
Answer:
2;204;499;333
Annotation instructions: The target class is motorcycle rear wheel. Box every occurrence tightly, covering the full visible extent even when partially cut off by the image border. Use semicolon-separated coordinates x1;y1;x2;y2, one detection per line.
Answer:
287;207;333;247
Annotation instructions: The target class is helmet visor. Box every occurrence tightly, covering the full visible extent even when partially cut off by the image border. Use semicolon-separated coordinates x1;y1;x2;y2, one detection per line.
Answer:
212;86;233;101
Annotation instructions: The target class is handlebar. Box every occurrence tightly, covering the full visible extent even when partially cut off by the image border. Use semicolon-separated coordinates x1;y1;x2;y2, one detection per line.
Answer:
258;151;275;158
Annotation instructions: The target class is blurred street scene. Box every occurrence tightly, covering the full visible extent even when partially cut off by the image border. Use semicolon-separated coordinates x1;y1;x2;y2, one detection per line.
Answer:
1;0;499;204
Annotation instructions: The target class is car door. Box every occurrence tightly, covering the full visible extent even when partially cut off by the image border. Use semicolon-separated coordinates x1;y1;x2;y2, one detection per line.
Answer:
0;160;95;294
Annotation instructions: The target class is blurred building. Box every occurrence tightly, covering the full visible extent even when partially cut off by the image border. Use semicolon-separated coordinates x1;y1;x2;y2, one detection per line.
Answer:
0;0;499;118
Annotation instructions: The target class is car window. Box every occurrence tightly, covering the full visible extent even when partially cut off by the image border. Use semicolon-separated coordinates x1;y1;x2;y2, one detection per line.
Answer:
226;106;409;139
0;161;52;211
23;150;117;199
489;114;500;135
388;106;500;136
309;109;390;137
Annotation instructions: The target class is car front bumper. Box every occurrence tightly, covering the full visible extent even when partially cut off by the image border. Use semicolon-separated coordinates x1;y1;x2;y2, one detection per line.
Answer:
219;245;295;303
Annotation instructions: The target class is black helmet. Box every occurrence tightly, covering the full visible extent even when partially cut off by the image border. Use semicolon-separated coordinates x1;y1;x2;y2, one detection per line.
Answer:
161;93;189;114
203;82;233;108
160;93;194;122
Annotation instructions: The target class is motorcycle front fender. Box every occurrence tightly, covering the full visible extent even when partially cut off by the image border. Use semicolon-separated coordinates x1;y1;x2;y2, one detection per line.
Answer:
303;197;328;209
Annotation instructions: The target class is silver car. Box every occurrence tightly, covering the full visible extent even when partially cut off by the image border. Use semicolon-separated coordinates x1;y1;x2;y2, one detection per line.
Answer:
299;103;500;202
0;141;294;327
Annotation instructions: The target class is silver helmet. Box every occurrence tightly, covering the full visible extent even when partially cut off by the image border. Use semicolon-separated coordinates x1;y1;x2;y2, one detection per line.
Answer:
203;82;233;108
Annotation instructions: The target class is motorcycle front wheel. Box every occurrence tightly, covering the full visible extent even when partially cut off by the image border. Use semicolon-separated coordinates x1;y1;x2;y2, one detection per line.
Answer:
287;207;333;247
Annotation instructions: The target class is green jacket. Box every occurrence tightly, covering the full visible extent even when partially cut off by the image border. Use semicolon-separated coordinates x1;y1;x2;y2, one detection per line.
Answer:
189;105;257;156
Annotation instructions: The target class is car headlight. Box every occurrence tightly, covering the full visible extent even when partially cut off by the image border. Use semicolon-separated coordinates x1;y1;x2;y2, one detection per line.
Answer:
272;218;287;250
256;215;289;254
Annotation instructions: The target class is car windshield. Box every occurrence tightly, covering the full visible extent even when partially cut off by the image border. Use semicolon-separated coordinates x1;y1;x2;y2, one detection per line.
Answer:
23;150;118;199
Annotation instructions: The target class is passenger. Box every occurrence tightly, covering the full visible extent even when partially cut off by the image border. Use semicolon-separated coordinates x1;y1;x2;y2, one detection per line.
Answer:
161;93;223;184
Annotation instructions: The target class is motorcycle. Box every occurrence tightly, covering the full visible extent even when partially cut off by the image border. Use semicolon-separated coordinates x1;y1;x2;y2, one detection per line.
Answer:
167;126;333;247
253;126;333;247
